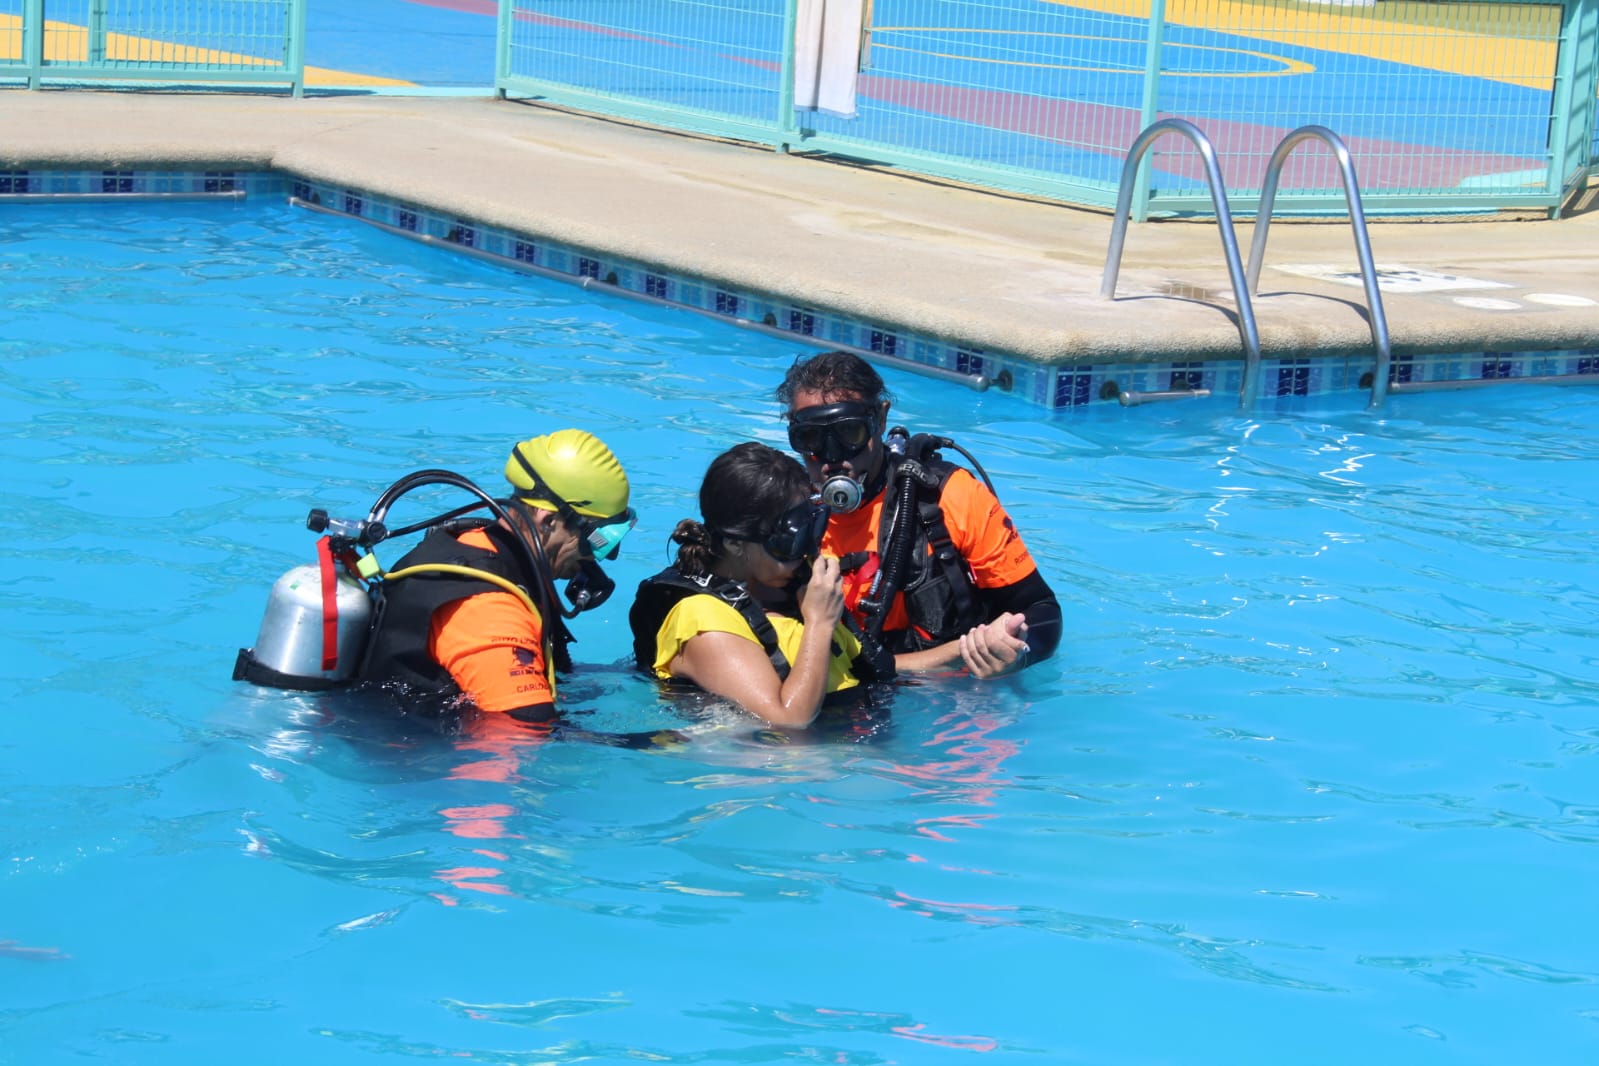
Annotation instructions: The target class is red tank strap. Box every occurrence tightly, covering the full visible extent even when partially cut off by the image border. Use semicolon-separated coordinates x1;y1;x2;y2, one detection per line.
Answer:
316;535;340;671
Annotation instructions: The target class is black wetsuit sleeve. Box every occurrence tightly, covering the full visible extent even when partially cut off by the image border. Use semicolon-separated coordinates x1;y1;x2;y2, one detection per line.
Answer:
977;569;1062;664
508;702;559;724
508;702;689;749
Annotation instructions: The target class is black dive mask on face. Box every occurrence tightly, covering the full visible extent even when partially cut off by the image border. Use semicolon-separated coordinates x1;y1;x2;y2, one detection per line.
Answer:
725;499;830;563
787;402;879;465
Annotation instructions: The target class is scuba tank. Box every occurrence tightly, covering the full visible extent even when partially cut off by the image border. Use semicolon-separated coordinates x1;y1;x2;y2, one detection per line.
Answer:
233;561;372;690
233;512;383;691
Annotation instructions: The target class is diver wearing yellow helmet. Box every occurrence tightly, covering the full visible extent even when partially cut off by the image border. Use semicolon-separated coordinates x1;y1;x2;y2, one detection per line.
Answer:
353;429;636;723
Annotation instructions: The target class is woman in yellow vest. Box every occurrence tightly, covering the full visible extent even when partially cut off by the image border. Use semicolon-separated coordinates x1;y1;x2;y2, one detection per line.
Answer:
629;442;894;728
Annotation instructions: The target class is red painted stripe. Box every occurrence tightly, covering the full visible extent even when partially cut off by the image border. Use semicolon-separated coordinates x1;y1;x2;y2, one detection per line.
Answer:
859;76;1540;189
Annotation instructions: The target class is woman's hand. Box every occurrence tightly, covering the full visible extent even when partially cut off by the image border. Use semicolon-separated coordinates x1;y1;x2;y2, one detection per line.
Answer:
798;554;845;629
959;612;1030;679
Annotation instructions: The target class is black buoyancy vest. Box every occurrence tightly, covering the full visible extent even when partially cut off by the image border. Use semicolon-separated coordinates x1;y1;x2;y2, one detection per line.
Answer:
358;520;568;698
630;568;791;680
863;454;986;651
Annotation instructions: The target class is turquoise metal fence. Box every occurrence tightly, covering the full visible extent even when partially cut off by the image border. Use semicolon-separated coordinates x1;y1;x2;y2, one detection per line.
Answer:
0;0;305;95
496;0;1599;217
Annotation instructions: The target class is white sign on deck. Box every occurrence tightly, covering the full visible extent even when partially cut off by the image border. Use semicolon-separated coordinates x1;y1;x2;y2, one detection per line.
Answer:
1269;264;1512;294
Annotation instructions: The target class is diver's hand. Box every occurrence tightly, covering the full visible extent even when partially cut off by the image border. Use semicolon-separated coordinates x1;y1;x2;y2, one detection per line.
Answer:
798;554;846;629
959;612;1030;679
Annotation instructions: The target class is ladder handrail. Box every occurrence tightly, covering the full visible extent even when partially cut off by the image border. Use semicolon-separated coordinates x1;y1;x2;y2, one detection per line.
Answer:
1246;125;1392;409
1101;118;1263;410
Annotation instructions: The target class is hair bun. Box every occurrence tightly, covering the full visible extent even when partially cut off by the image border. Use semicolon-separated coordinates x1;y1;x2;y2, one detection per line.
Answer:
671;518;709;546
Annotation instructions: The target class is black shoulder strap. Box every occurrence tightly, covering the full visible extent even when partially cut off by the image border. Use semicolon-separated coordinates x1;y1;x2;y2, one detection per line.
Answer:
634;569;791;681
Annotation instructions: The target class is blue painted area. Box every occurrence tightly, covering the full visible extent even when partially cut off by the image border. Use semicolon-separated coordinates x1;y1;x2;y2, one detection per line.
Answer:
306;0;496;85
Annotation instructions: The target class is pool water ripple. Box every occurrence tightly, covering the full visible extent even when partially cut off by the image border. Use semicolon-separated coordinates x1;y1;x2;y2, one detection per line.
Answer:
3;203;1598;1064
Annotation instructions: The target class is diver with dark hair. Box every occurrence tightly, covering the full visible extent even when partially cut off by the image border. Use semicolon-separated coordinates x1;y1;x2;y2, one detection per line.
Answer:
628;441;895;728
236;429;675;744
775;350;1062;678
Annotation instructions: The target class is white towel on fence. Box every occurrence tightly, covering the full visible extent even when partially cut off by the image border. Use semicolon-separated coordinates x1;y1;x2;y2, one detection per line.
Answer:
793;0;864;119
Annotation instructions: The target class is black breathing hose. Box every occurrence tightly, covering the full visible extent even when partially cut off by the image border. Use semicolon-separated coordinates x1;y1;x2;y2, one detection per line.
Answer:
359;470;566;669
859;449;920;641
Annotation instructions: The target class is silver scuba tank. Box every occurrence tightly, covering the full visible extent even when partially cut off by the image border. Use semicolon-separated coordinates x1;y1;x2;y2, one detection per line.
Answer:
235;564;372;689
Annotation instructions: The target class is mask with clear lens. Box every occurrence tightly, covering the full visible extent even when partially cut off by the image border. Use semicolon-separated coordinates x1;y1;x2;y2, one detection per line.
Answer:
787;402;878;464
759;499;830;563
578;508;637;561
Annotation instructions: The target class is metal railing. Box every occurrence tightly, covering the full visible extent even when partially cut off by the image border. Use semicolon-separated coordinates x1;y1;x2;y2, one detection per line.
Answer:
1104;120;1397;410
1247;125;1391;409
1101;118;1262;410
0;0;305;94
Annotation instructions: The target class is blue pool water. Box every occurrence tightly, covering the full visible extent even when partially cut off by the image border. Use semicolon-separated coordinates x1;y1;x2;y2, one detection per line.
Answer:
3;203;1597;1064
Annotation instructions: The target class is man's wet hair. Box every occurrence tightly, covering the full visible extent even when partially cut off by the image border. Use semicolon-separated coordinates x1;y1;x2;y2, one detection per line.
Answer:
775;350;892;411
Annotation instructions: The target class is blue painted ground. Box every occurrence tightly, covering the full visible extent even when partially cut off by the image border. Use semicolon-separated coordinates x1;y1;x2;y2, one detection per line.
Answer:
307;0;495;86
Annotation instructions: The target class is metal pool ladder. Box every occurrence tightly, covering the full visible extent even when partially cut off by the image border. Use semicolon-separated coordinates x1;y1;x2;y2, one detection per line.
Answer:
1248;125;1392;409
1101;120;1392;410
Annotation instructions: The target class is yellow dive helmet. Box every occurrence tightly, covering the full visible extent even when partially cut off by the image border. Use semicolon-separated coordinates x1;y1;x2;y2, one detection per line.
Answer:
505;430;636;559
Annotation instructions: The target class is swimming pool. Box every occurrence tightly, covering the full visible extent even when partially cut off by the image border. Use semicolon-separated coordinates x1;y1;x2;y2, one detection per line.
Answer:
3;201;1596;1064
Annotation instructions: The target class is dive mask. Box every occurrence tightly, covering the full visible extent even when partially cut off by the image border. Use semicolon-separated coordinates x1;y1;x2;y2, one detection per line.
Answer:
726;498;830;564
787;401;879;465
576;508;637;561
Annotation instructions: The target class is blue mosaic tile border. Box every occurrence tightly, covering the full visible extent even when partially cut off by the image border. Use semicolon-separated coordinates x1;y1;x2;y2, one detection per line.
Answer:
9;167;1598;411
0;168;288;197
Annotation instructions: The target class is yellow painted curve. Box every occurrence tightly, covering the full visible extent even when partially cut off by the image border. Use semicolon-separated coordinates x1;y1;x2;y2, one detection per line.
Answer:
1050;0;1555;91
872;30;1315;76
0;16;412;87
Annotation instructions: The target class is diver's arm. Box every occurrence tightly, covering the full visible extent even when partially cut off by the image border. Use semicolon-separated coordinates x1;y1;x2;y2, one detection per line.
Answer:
892;641;966;673
507;701;558;723
499;704;686;749
977;570;1061;664
891;571;1060;676
671;628;832;728
670;557;846;728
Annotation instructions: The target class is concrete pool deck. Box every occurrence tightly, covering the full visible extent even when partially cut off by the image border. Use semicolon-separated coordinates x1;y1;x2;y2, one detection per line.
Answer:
3;90;1598;380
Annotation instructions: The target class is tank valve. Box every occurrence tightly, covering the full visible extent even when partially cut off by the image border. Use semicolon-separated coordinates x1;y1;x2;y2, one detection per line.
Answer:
306;509;384;545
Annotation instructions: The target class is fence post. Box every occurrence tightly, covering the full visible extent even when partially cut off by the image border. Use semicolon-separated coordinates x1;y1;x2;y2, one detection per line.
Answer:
777;0;800;152
286;0;307;98
1552;0;1599;205
1134;0;1168;222
88;0;107;64
22;0;43;88
496;0;514;98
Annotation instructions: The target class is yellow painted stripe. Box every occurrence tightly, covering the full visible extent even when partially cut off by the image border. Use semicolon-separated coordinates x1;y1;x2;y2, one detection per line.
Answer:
1050;0;1555;90
0;16;412;87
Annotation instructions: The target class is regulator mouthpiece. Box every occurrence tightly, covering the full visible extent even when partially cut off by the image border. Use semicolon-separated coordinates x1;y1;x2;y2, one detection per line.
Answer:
564;559;616;613
819;474;864;514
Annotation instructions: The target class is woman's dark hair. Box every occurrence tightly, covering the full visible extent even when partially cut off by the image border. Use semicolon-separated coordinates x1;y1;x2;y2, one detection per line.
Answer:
774;350;891;410
672;442;811;576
